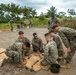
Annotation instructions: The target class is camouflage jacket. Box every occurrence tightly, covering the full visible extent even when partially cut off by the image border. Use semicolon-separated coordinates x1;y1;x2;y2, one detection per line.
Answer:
43;40;58;63
6;42;25;62
48;17;60;28
59;27;76;40
53;34;63;52
32;37;43;49
57;31;70;48
16;37;30;43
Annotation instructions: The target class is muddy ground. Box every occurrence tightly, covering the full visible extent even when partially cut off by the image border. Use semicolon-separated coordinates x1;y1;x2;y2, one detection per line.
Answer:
0;28;76;75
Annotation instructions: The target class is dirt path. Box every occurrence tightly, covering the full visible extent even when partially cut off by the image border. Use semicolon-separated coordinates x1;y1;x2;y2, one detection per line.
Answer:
0;28;76;75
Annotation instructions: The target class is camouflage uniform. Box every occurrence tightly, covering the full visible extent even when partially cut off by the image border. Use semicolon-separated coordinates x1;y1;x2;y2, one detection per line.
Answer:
32;37;43;53
59;27;76;63
16;37;30;43
5;42;25;64
10;20;13;31
29;19;33;27
53;34;63;57
58;31;70;48
48;17;60;31
41;40;58;66
16;37;30;55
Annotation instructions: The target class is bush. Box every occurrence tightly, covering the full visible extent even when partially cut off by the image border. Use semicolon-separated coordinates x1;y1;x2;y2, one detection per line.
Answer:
39;15;46;20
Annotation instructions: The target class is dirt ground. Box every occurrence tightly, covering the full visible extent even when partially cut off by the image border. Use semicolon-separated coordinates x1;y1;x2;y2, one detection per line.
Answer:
0;28;76;75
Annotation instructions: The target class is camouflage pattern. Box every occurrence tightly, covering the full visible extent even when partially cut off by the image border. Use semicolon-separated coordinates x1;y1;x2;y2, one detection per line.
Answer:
32;37;43;52
59;27;76;63
41;40;58;66
16;37;30;43
48;17;60;31
58;31;70;48
5;42;25;64
29;19;33;27
53;34;64;57
16;37;30;55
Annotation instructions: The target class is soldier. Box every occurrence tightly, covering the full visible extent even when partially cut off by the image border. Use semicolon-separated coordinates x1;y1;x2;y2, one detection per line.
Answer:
49;30;68;66
29;18;33;28
20;22;24;28
49;30;64;57
17;24;20;29
41;33;58;66
48;13;60;31
23;22;27;28
5;42;30;65
10;20;14;31
16;31;30;55
52;25;76;68
16;31;30;43
32;33;43;53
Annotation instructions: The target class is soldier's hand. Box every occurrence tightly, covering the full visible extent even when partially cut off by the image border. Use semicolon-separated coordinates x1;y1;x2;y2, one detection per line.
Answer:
22;59;27;65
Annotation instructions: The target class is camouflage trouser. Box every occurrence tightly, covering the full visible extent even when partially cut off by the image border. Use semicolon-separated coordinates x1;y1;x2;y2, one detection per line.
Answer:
65;39;76;63
41;59;51;66
41;55;58;66
10;25;13;31
65;50;75;63
5;50;20;63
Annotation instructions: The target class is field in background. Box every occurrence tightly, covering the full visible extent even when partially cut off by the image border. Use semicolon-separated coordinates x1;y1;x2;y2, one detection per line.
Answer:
0;17;76;31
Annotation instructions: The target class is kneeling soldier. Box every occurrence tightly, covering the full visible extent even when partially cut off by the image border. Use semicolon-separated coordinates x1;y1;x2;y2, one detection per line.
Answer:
5;42;30;65
41;33;58;66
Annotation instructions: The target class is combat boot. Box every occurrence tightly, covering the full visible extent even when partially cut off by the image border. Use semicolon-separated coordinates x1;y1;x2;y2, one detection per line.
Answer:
7;57;14;63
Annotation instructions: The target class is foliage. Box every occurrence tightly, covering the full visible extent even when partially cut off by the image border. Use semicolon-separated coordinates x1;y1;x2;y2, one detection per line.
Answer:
58;11;66;18
39;12;46;20
0;3;37;23
67;9;76;17
46;6;57;17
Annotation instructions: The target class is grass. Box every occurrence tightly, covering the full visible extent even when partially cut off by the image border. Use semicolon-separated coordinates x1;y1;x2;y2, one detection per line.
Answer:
0;17;76;30
0;23;20;30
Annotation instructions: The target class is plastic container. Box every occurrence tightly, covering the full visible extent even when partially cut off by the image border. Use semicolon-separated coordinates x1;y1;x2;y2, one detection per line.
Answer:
50;64;60;74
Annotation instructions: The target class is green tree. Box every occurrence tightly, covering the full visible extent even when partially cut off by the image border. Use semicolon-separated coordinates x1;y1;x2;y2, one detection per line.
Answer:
31;9;37;17
67;9;76;17
46;6;57;17
0;3;37;23
39;12;45;20
58;11;66;18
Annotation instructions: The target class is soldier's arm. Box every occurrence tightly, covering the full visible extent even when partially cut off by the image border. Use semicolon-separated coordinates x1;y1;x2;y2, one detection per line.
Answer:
54;36;63;51
49;42;58;63
17;48;23;63
43;44;49;59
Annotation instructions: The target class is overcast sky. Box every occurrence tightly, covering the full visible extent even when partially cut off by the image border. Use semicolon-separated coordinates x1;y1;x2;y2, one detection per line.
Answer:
0;0;76;15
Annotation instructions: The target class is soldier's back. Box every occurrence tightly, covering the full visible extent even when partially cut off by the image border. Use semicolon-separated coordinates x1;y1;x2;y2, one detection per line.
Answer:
59;27;76;39
11;42;23;51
